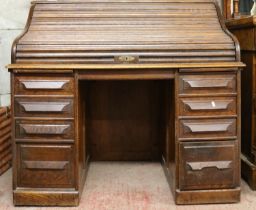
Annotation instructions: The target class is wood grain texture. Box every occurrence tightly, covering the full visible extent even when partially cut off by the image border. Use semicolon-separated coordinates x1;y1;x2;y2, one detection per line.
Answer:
14;98;74;118
85;80;167;161
179;73;237;95
20;124;70;135
179;141;238;190
0;107;12;176
17;144;75;188
23;160;68;170
223;0;232;19
13;190;79;206
8;0;243;206
77;69;175;80
14;75;74;95
11;0;240;64
15;120;74;140
179;97;237;117
7;62;245;70
175;188;240;204
179;119;236;139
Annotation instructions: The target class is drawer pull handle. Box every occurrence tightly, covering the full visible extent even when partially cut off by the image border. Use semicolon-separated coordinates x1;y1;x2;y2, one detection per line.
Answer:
21;80;69;90
20;124;70;135
183;121;232;133
184;78;232;88
23;161;68;170
19;101;70;112
187;161;232;171
183;100;232;111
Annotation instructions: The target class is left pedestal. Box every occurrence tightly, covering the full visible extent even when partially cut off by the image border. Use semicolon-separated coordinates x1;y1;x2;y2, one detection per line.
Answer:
11;72;82;206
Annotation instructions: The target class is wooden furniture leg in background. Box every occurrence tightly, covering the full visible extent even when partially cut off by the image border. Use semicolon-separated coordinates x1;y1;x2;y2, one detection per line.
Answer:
226;17;256;190
0;106;12;175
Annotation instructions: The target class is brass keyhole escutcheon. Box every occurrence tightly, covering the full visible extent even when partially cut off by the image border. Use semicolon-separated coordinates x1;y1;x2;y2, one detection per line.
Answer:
124;56;129;61
115;55;139;63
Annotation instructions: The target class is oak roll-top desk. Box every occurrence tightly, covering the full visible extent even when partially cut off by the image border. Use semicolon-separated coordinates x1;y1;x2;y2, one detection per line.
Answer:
8;0;244;206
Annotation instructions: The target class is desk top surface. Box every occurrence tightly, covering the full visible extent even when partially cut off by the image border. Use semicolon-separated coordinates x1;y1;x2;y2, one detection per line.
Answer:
7;62;245;71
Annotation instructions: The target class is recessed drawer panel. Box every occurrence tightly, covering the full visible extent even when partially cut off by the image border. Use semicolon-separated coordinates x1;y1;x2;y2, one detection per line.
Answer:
179;119;236;139
17;144;74;188
14;75;74;95
179;74;236;95
14;97;74;118
179;141;238;190
179;97;236;117
15;120;74;140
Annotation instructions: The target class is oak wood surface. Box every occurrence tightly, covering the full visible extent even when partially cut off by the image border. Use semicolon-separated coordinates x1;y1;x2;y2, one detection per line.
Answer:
7;62;245;70
13;0;238;64
17;144;75;188
0;107;12;176
84;80;168;161
9;0;243;206
179;140;238;190
14;74;74;95
179;97;237;117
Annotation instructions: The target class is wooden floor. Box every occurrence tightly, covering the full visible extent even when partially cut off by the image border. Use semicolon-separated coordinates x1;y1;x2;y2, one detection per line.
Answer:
0;162;255;210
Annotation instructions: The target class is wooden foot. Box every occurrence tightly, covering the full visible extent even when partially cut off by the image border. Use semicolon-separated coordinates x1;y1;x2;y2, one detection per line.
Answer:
175;188;240;205
13;190;79;206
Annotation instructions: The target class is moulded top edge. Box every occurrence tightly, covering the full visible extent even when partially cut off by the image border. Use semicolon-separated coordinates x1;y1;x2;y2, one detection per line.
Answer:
6;62;245;70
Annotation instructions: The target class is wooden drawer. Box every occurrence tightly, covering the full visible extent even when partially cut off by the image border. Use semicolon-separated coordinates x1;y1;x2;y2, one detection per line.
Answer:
179;74;236;95
15;120;74;140
17;144;74;188
179;118;236;139
179;141;238;190
14;97;74;118
14;75;74;95
179;97;237;117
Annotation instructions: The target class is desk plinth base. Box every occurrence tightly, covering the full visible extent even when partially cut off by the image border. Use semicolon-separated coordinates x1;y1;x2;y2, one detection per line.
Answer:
241;153;256;190
13;190;79;206
175;188;240;205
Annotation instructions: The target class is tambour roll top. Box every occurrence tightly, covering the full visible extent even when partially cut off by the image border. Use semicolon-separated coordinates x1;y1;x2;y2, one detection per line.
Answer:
12;0;239;64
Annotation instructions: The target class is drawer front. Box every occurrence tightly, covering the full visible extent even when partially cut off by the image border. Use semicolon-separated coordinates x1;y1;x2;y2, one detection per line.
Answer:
14;97;74;118
14;75;74;95
179;141;238;190
17;144;74;188
15;120;74;140
179;74;236;95
179;119;236;139
179;97;236;117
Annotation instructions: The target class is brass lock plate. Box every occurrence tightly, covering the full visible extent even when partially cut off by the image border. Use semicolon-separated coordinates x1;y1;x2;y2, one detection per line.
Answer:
114;55;139;63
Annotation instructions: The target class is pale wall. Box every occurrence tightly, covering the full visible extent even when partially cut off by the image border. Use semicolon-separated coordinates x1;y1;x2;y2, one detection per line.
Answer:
0;0;30;106
0;0;224;106
217;0;223;11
